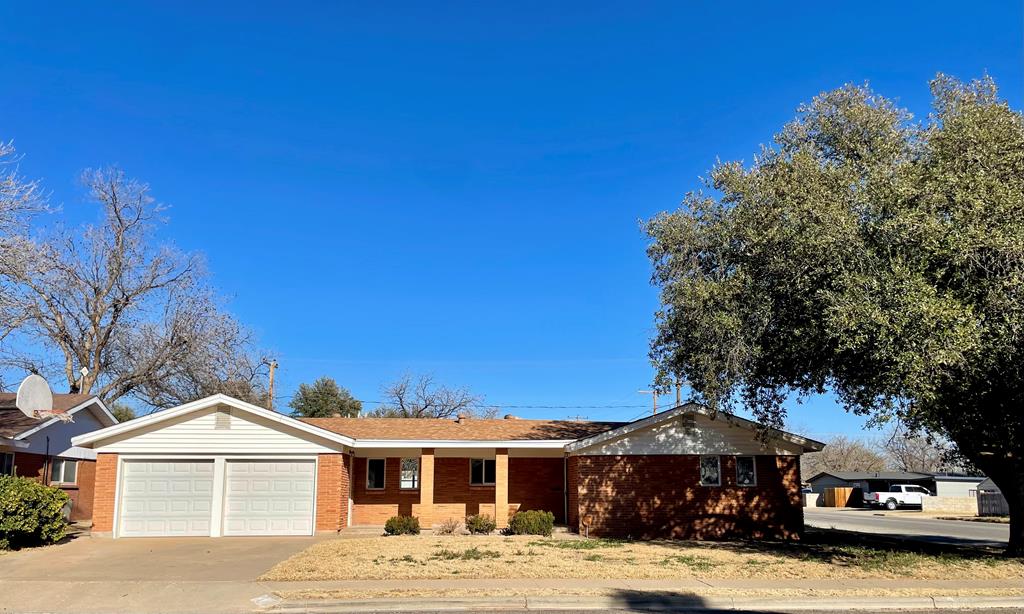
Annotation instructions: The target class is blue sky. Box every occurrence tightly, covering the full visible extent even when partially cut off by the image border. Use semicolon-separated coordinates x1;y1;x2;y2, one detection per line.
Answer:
1;3;1021;439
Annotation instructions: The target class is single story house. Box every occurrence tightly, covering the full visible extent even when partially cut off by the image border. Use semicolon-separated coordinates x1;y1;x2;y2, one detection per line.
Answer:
807;471;985;498
71;394;824;539
0;393;118;521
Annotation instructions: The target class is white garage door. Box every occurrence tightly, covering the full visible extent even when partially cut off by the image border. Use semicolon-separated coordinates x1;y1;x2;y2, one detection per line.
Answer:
119;461;214;537
223;460;315;536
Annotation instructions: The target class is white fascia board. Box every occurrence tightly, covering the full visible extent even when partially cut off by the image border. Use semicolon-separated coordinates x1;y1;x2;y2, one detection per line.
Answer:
0;437;30;449
351;439;575;449
15;397;117;441
564;403;825;454
70;393;355;448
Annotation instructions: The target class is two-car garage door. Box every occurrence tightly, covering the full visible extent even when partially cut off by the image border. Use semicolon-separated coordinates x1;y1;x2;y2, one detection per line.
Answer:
118;460;315;537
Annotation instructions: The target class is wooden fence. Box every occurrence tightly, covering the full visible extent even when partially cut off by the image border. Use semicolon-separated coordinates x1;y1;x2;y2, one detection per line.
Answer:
978;492;1009;517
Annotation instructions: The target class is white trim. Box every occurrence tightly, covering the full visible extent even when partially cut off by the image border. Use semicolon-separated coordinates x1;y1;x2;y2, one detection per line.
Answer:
71;394;356;449
15;397;117;441
0;438;30;449
564;403;825;454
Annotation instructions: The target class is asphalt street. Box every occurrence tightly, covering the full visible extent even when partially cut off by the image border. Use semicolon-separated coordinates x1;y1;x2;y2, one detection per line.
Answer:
803;507;1009;547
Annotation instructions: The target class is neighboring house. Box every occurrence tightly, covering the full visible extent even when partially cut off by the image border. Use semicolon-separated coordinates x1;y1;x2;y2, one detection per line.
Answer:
807;471;985;498
0;393;118;521
71;394;823;540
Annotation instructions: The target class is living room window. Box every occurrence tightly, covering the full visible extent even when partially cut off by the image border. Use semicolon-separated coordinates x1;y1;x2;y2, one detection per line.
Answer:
400;458;420;490
735;456;756;486
366;458;386;490
0;452;13;476
699;455;721;486
50;458;77;485
470;458;496;485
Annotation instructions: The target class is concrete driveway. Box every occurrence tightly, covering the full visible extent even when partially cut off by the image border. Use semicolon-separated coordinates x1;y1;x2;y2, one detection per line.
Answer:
0;533;331;613
0;533;326;582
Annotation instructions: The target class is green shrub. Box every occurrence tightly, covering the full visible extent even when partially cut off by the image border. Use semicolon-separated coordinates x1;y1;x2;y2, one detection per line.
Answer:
464;513;496;535
0;476;70;550
383;515;420;535
507;510;555;536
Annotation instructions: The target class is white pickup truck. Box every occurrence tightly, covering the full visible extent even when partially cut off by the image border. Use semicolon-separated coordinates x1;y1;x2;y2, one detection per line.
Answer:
863;484;934;510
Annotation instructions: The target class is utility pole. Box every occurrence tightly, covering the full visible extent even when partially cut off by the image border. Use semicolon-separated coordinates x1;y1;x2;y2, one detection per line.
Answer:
675;379;681;406
267;359;278;411
638;389;659;415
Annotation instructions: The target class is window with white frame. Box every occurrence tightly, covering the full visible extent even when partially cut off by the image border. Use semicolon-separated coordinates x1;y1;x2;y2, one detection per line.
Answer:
0;452;13;476
50;458;77;485
735;456;756;486
470;458;496;485
366;458;385;490
699;455;721;486
400;458;420;489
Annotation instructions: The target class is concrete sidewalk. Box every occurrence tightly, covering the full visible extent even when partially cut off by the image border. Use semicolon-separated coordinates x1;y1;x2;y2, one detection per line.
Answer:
2;577;1020;613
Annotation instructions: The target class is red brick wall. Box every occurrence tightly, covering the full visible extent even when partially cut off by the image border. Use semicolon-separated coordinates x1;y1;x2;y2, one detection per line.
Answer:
572;454;803;540
567;455;579;529
10;452;96;521
351;456;552;526
91;453;119;532
509;457;566;523
351;456;423;524
315;454;349;532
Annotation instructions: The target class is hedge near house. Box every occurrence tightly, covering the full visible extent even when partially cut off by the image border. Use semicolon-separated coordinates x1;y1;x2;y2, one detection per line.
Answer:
0;476;69;549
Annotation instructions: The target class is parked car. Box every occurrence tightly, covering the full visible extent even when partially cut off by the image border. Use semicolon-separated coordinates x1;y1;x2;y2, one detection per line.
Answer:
863;484;933;510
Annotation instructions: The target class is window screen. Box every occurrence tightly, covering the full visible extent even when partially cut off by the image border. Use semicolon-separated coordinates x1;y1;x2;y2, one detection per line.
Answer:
470;459;496;485
0;453;13;476
699;456;721;486
366;458;386;489
735;456;756;486
400;458;419;489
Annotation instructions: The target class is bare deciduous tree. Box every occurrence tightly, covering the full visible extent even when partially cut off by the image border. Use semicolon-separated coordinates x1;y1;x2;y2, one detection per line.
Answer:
800;435;887;478
371;374;495;418
0;141;44;235
0;167;265;408
881;423;958;474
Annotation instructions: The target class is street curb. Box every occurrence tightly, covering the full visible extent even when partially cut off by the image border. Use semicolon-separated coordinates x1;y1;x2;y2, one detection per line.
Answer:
267;594;1024;612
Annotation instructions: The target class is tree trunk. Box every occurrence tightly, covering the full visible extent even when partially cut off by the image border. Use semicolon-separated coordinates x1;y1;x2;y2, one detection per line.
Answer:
982;461;1024;557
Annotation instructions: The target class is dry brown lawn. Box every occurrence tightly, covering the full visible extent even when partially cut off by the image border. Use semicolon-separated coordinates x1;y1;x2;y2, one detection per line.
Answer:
260;534;1024;582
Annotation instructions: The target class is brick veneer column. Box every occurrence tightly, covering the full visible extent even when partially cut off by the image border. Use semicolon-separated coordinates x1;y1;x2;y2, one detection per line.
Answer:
91;453;119;533
315;454;346;532
419;448;434;524
494;448;509;528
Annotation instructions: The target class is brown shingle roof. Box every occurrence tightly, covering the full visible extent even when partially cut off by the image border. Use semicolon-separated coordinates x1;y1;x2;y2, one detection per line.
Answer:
301;417;625;441
0;393;96;439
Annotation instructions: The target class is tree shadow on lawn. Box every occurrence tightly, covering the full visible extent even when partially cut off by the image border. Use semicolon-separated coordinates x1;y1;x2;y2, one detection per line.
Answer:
645;526;1009;569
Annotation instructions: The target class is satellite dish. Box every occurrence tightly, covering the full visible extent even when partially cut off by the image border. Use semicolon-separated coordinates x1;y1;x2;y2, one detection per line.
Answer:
16;374;53;419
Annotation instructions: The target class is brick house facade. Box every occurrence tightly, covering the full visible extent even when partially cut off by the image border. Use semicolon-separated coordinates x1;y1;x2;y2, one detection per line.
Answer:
0;394;117;523
74;394;823;539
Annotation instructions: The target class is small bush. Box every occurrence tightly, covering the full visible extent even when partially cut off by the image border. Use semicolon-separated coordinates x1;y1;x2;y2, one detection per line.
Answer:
383;515;420;535
507;510;555;536
0;476;70;550
464;513;496;535
435;517;463;535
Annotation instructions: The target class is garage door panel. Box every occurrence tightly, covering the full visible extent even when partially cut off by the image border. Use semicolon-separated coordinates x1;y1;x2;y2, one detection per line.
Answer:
118;461;214;537
223;460;315;536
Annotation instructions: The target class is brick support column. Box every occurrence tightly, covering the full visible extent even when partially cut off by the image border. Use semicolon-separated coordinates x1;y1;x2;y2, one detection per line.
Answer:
494;448;509;528
92;453;119;534
419;448;434;524
315;454;346;532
